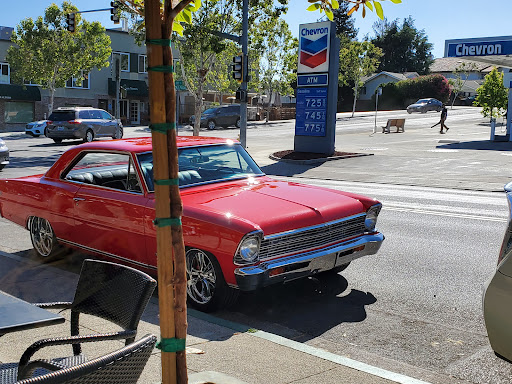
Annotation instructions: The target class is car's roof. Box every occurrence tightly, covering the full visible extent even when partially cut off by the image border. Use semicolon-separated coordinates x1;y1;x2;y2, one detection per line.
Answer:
75;136;238;153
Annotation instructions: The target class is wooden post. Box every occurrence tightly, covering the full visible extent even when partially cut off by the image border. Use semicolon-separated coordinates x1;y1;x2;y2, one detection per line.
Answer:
163;1;188;383
144;1;178;383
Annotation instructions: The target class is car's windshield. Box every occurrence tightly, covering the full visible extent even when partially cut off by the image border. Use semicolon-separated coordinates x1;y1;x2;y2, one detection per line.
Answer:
202;108;217;114
416;99;430;104
137;143;265;191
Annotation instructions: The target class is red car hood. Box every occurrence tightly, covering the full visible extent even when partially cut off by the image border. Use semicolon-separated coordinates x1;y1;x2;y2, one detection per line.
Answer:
182;177;365;235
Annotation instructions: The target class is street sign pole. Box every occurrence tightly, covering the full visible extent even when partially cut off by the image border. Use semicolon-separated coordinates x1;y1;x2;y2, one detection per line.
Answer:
239;0;248;148
115;56;121;121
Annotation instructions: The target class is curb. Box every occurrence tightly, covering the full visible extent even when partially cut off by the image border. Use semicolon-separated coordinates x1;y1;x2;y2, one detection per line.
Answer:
188;309;431;384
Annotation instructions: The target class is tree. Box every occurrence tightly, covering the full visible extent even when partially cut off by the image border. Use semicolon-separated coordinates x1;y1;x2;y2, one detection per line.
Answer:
6;2;111;114
370;16;433;75
475;67;508;121
448;60;478;109
332;2;358;40
338;40;382;117
253;17;297;109
174;0;237;135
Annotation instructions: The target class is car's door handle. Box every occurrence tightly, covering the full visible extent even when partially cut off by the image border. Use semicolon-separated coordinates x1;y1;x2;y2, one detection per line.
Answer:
73;197;86;202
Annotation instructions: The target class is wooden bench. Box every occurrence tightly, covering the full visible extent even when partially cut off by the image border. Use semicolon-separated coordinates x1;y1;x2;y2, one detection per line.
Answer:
382;118;405;133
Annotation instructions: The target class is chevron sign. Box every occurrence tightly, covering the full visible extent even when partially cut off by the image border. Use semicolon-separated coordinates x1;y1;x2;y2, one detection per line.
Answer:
298;21;331;74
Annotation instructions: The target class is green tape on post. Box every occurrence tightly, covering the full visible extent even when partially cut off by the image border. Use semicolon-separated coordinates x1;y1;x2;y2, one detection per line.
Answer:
154;178;180;186
146;39;172;46
149;122;176;134
156;337;186;353
147;65;174;73
153;217;182;227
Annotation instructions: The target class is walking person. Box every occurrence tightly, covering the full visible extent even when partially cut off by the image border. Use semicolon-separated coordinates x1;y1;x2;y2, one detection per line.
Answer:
431;104;449;133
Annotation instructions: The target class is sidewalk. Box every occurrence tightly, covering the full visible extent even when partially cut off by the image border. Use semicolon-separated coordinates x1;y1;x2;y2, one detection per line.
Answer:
0;251;429;384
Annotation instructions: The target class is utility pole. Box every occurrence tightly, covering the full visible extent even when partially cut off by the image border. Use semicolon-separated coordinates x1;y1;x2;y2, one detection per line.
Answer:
239;0;248;148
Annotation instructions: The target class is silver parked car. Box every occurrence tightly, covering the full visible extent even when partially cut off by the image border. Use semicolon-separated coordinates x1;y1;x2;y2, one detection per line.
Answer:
25;120;48;137
406;98;443;114
483;181;512;362
46;107;123;144
0;138;9;171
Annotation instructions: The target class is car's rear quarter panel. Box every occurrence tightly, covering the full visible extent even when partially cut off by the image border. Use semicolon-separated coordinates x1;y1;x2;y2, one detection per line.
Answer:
0;177;49;228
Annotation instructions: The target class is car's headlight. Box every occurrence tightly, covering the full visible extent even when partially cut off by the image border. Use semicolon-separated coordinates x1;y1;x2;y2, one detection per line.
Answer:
365;203;382;232
235;232;262;264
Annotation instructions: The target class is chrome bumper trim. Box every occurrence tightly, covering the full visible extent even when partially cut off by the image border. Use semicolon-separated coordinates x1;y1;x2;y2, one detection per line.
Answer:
234;233;384;291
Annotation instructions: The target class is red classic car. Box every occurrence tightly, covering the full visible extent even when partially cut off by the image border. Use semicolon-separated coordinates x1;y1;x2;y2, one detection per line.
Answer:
0;137;384;311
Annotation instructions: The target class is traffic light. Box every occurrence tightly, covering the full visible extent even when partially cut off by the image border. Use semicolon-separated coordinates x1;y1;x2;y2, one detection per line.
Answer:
232;55;243;83
66;13;76;33
110;1;120;24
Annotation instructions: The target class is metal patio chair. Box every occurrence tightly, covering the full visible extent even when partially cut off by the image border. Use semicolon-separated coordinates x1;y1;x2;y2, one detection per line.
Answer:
6;334;157;383
5;259;156;382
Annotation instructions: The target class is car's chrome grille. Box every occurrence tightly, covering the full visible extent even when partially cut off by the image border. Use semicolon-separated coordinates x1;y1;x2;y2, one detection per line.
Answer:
259;214;366;260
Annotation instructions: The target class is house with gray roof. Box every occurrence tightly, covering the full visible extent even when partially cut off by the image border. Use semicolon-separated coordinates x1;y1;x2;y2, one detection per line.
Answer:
359;71;419;101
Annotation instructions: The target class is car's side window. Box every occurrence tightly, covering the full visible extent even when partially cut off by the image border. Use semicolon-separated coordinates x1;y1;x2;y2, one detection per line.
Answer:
90;110;102;120
100;111;112;120
64;152;142;193
78;110;91;119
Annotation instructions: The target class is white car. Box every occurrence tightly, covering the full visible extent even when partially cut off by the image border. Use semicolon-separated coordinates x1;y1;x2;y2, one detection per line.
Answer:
25;120;48;137
483;181;512;362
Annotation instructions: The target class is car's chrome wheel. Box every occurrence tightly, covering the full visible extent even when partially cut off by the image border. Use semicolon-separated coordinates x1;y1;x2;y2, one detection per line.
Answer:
187;249;217;305
235;118;241;128
207;120;216;130
84;130;94;143
186;248;238;312
29;217;69;261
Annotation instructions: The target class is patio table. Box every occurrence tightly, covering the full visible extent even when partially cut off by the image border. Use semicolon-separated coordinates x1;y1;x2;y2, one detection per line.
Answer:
0;291;64;336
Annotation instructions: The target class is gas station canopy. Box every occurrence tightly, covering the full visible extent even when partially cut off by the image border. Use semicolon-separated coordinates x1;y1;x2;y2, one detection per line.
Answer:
444;35;512;141
445;35;512;68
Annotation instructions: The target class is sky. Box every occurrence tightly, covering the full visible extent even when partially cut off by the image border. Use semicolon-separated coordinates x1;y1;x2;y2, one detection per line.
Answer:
1;0;511;59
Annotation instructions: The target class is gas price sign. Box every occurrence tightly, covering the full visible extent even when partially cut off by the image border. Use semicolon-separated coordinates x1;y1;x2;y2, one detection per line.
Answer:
295;87;328;136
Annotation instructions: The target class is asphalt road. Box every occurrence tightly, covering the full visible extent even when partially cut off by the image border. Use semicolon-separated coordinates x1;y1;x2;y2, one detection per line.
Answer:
1;107;512;383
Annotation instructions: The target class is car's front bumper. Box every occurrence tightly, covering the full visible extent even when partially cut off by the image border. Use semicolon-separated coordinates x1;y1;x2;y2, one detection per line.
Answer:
234;232;384;291
25;126;45;136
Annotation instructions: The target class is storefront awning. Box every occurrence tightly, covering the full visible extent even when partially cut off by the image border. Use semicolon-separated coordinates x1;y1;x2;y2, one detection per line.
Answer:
108;79;149;98
0;84;41;101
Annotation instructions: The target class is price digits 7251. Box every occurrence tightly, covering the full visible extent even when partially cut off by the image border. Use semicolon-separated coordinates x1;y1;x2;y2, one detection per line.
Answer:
305;98;326;108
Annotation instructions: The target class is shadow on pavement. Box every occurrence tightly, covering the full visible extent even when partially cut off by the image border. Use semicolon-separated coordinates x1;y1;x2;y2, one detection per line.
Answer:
260;162;324;177
437;140;512;151
4;154;61;169
216;272;377;342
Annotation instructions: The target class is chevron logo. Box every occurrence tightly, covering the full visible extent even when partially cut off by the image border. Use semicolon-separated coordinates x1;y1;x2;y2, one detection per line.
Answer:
300;35;328;68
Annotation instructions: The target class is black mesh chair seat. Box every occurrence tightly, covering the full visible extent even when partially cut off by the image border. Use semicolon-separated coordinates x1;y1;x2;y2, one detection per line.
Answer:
0;334;157;384
7;259;156;382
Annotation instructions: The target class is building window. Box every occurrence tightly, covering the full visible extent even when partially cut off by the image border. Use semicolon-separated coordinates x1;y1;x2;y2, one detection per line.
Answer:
66;71;89;89
0;63;9;84
138;55;147;73
112;52;130;72
4;101;33;123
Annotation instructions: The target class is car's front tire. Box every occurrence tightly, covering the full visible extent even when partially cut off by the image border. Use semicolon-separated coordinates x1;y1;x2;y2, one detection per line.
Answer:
207;120;216;130
407;110;412;114
186;248;239;312
29;216;69;261
235;118;241;128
